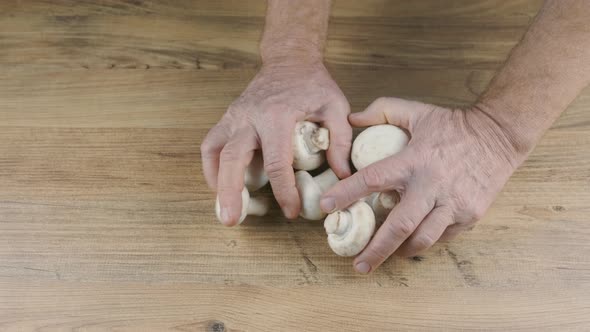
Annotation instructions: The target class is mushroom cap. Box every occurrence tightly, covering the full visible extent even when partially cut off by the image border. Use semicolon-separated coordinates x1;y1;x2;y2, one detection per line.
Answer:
215;187;250;225
324;201;376;256
293;121;327;170
244;151;268;191
295;170;325;220
351;124;409;171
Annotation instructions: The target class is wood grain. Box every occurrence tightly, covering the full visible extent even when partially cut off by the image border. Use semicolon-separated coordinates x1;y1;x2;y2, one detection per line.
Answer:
0;0;589;331
1;283;588;331
0;1;544;70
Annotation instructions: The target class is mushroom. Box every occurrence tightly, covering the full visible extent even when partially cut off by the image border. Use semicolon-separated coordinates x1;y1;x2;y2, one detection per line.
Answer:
293;121;330;170
324;201;375;257
215;188;270;225
295;168;339;220
363;191;400;222
244;150;268;191
351;124;409;171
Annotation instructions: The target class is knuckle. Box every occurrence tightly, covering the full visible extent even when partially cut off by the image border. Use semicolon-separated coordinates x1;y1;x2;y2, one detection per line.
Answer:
373;97;391;108
392;216;417;238
264;158;291;180
365;245;389;263
413;233;436;251
219;146;243;164
333;98;351;115
470;204;487;220
360;167;383;191
460;200;487;221
200;139;213;155
331;139;352;151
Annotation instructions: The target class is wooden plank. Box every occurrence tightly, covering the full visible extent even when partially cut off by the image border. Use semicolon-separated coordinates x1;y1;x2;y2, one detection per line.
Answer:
0;126;588;287
0;1;543;70
1;1;589;330
0;68;588;131
0;0;544;18
0;283;588;331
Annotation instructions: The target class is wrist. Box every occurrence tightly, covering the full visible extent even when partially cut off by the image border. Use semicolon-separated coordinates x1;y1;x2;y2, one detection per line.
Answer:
471;101;539;161
260;37;324;66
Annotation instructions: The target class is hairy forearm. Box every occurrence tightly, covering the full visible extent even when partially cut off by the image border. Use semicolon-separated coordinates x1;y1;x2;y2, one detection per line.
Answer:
477;0;590;155
260;0;331;63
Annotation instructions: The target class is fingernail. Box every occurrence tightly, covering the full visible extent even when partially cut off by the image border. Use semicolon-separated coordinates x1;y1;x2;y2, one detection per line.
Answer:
282;207;297;219
341;164;351;177
355;261;371;274
221;208;232;225
320;197;336;213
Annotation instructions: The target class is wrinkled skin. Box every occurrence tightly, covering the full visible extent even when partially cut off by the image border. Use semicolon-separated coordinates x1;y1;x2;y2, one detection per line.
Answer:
320;97;525;274
201;60;352;226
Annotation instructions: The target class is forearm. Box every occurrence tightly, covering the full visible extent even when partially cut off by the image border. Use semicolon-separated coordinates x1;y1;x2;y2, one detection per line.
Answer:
477;0;590;155
260;0;331;64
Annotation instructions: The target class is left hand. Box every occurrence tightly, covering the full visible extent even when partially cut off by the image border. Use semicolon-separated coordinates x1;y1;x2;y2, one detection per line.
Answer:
201;59;352;225
320;97;527;273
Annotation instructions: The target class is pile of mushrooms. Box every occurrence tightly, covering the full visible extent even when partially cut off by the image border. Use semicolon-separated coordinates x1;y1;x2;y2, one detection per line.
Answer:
214;121;332;224
324;124;409;257
212;120;410;259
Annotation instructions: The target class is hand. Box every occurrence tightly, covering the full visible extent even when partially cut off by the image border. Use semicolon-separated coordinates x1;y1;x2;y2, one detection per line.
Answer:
320;97;525;273
201;60;352;226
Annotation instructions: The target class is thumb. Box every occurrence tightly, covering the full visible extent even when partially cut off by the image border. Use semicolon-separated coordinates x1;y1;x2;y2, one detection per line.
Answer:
349;97;429;131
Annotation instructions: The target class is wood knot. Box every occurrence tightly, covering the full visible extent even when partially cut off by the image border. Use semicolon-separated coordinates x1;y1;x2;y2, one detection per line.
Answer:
207;320;225;332
552;205;565;212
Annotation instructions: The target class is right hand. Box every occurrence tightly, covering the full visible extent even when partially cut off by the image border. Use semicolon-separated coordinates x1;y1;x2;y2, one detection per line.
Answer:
320;97;524;273
201;59;352;226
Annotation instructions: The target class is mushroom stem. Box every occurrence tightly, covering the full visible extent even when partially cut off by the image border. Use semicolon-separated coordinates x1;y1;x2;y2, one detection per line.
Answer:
295;168;340;220
324;210;351;236
247;196;270;216
363;191;400;223
377;192;399;210
309;127;330;152
244;150;268;191
373;191;400;217
314;168;338;192
293;121;330;170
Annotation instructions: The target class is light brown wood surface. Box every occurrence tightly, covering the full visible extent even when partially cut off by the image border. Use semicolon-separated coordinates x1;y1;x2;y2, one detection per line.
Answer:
1;1;589;331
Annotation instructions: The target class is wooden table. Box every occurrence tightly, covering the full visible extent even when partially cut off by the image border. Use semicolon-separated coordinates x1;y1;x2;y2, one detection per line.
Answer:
1;1;589;331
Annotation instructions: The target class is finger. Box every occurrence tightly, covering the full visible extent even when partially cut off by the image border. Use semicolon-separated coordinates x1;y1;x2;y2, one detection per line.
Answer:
396;207;453;257
349;97;430;130
321;103;353;179
320;151;412;214
217;128;258;226
259;115;301;219
200;120;231;189
439;223;471;242
353;187;436;274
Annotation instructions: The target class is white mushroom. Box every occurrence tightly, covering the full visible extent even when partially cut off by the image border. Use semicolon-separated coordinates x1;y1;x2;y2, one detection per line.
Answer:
244;150;268;191
295;168;339;220
215;188;270;225
363;191;400;222
293;121;330;170
324;201;375;257
351;124;409;171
